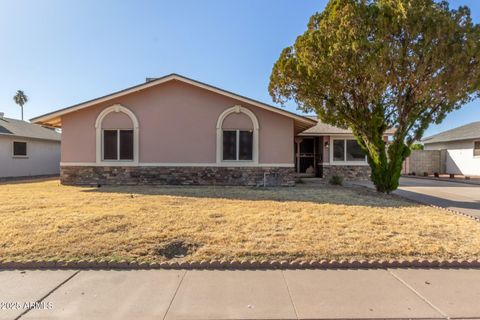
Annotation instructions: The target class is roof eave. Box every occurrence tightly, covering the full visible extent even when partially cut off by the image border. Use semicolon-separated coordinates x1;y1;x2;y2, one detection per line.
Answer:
0;132;60;142
423;137;480;144
298;131;396;136
31;74;317;128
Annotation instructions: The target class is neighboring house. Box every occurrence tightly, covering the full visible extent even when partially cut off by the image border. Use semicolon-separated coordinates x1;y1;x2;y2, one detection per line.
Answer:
31;74;387;186
422;121;480;176
0;113;61;179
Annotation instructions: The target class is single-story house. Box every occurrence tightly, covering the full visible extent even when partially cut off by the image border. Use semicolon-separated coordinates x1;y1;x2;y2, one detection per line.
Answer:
422;121;480;176
31;74;389;186
0;113;61;179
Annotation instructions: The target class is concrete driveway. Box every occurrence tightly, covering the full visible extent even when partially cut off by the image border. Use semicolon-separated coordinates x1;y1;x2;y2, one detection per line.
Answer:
396;177;480;218
351;177;480;218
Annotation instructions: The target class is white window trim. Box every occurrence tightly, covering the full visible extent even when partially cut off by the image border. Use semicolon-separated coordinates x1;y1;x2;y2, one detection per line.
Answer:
60;162;294;167
12;140;28;158
216;105;259;164
474;140;480;158
95;104;139;165
329;136;368;166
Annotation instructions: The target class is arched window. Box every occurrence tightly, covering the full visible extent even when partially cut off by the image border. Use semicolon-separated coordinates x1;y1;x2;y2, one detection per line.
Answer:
95;104;139;164
216;105;259;164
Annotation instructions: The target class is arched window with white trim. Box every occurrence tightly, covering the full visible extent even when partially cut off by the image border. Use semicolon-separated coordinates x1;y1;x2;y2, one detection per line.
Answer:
95;104;139;164
216;105;259;164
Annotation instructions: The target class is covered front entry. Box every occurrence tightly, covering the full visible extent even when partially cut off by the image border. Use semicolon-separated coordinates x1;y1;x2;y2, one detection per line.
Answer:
294;136;323;177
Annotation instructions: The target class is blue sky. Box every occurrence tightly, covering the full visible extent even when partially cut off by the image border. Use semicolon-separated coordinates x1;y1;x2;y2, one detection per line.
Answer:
0;0;479;137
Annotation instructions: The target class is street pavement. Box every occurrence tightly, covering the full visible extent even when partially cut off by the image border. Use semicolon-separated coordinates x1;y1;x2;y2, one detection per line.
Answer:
1;268;480;319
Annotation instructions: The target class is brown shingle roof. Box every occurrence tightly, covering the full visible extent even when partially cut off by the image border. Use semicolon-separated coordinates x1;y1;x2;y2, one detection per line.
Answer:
299;116;396;135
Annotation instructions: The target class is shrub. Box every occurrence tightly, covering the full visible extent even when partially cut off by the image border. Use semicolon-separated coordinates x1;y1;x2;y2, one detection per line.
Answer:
329;175;343;186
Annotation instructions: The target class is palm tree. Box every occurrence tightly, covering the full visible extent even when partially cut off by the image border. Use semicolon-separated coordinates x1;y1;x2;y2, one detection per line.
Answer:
13;90;28;121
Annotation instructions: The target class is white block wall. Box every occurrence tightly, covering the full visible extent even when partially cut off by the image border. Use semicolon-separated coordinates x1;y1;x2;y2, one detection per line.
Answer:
424;140;480;176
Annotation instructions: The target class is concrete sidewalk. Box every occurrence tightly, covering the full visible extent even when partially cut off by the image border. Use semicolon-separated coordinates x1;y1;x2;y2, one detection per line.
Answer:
2;268;480;319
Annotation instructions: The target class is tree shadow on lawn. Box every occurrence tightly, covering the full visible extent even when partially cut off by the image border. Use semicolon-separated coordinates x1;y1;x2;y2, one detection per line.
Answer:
80;183;417;208
0;175;59;185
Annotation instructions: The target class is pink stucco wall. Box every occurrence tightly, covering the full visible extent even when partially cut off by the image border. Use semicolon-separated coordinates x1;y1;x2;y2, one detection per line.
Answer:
102;112;133;129
222;113;253;130
61;80;294;164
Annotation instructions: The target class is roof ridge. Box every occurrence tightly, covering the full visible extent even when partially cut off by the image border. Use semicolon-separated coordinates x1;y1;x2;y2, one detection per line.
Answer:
30;73;317;130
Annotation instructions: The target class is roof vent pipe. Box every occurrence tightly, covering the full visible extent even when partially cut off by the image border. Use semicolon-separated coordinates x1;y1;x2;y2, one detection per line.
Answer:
0;112;4;119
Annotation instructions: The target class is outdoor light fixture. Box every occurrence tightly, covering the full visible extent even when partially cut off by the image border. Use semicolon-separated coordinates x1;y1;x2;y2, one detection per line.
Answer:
325;141;329;148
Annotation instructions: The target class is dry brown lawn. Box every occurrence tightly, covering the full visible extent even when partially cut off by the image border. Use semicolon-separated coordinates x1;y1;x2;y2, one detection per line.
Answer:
1;179;479;263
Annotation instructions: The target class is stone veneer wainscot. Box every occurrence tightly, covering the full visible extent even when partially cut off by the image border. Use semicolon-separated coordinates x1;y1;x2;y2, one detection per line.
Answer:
60;166;296;187
322;165;371;180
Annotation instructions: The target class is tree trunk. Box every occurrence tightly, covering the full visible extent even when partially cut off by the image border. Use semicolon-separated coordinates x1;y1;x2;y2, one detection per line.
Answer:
369;158;404;193
364;137;410;194
21;106;23;121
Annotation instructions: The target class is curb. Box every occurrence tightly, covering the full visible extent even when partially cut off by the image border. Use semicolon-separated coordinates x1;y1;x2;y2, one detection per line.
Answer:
426;203;480;223
1;259;479;270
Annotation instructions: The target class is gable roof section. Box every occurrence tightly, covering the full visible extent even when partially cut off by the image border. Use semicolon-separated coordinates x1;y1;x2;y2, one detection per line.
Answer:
298;116;396;136
0;117;61;141
30;73;317;132
423;121;480;144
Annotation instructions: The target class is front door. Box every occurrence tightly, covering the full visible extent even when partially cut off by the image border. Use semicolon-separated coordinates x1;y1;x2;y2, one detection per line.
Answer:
294;137;322;176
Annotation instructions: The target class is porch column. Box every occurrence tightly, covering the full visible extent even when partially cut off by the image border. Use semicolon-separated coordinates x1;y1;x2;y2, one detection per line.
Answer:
294;137;303;174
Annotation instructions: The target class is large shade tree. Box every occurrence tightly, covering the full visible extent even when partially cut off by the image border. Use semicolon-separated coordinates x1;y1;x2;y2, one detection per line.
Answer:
269;0;480;193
